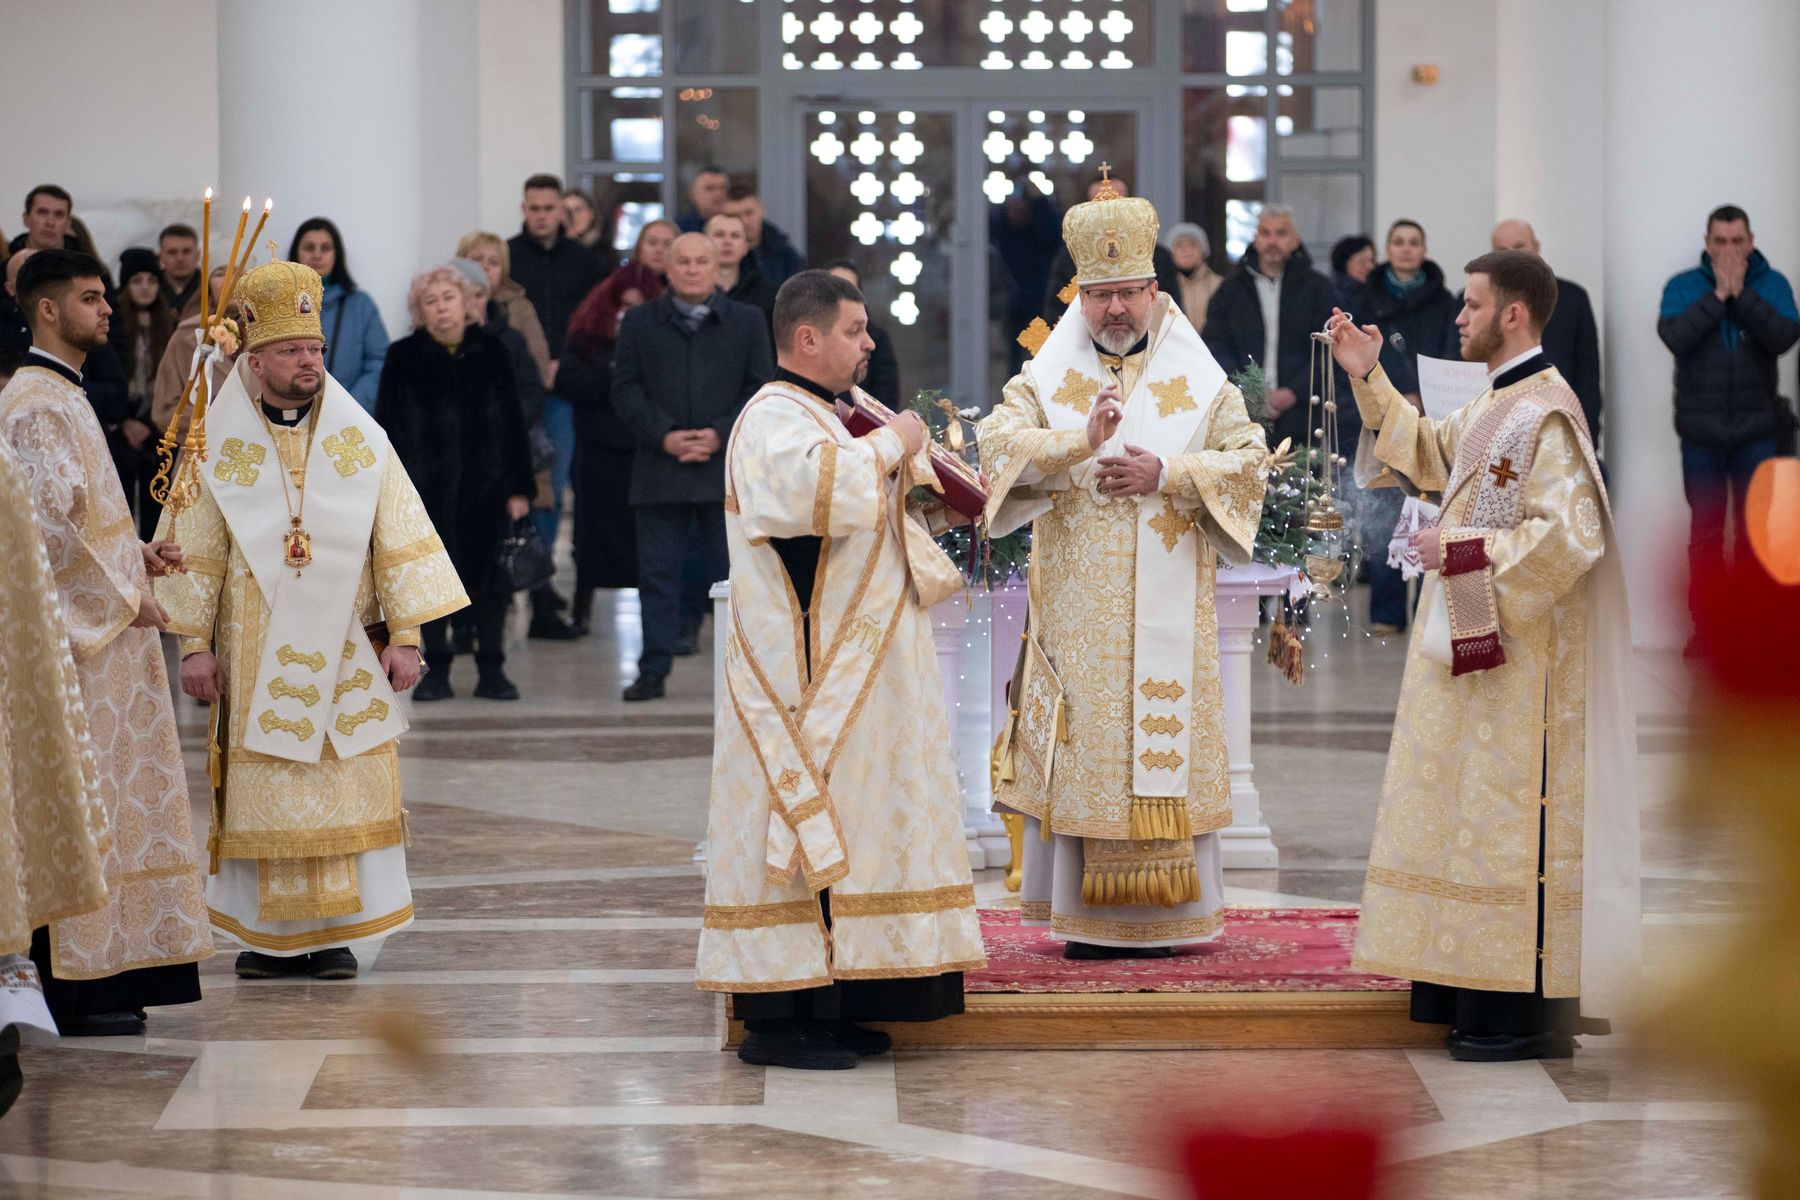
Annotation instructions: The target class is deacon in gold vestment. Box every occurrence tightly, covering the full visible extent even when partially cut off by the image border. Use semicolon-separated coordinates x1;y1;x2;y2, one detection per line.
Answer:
696;271;983;1071
2;249;211;1035
157;261;467;980
1;427;110;1104
1330;250;1639;1061
980;180;1268;955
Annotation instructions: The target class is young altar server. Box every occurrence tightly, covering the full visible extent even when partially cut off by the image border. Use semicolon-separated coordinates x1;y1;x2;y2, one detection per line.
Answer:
696;270;984;1070
1329;250;1640;1061
158;260;468;981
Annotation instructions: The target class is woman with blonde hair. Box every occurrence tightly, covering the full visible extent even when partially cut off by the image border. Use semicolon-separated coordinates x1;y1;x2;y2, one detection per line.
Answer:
375;265;535;701
455;231;553;389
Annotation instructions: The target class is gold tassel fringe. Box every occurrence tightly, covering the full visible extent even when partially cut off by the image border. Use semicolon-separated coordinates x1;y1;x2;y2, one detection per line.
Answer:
1128;796;1193;842
1079;859;1202;909
1267;620;1306;686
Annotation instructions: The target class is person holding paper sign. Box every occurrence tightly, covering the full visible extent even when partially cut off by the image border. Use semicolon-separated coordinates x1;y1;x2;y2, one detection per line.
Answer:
1348;220;1461;635
1327;250;1640;1063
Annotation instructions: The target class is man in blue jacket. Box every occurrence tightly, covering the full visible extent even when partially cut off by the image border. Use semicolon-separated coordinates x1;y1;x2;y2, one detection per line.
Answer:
1658;205;1800;632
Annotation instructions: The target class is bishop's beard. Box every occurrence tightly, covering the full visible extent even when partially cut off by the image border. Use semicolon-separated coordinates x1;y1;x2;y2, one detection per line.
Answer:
1090;318;1146;356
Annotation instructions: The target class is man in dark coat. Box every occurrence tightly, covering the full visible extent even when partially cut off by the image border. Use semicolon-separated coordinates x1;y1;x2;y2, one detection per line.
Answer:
507;173;605;639
1203;204;1339;449
727;186;807;289
1658;204;1800;632
1490;220;1604;448
612;233;773;701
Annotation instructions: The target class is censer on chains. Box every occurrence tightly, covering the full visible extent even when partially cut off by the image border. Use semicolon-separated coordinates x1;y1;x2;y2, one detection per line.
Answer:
1301;321;1352;589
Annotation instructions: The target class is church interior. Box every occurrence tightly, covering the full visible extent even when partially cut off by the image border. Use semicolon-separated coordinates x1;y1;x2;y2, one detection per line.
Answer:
0;1;1795;1197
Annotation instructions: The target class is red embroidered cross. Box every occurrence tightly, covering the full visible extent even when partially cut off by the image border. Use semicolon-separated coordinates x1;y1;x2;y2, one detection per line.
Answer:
1488;457;1520;488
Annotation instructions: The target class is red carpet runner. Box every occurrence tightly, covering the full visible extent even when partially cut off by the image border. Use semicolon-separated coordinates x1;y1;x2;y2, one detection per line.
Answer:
965;907;1408;994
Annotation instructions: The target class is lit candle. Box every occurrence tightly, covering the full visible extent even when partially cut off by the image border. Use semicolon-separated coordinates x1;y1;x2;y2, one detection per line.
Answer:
214;199;272;319
199;187;212;328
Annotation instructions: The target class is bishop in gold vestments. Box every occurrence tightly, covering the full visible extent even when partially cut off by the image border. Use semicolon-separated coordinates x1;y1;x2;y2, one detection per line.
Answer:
2;336;211;1026
981;184;1267;954
157;262;467;974
1332;252;1639;1060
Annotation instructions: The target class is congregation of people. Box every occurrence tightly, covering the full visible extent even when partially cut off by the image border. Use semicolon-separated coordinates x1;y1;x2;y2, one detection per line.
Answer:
2;171;1792;721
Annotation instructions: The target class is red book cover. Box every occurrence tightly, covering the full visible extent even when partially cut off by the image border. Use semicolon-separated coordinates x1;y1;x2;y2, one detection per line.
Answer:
842;391;988;518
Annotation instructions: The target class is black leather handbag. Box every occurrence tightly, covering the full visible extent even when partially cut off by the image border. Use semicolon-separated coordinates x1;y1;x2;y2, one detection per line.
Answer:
493;519;555;593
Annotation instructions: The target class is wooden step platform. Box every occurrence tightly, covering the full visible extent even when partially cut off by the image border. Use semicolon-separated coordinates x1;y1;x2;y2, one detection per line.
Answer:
729;988;1438;1051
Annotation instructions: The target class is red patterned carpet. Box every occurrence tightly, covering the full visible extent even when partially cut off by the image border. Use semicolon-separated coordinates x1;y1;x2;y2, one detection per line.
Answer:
965;908;1409;994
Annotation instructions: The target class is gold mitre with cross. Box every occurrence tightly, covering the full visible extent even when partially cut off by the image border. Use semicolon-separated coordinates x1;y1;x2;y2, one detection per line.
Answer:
238;260;323;352
1062;163;1158;286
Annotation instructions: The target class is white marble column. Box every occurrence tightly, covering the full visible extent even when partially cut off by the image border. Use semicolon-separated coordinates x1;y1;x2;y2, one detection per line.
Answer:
217;0;480;337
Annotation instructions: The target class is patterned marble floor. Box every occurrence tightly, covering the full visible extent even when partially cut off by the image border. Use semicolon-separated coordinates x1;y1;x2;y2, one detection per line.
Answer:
0;586;1756;1199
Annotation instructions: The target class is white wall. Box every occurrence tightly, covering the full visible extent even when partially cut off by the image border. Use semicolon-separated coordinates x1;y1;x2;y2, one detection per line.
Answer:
1494;0;1607;311
477;0;566;238
0;0;220;268
1371;0;1496;287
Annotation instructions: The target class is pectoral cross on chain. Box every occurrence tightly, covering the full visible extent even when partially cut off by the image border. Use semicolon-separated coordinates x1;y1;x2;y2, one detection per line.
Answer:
1488;457;1520;489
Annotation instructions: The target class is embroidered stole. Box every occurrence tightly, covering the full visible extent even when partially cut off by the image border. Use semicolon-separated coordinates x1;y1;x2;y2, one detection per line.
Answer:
1433;369;1599;677
204;360;402;762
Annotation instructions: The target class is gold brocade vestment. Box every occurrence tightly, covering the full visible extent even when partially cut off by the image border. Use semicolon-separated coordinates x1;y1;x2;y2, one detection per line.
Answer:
1348;363;1640;1012
1;366;213;979
978;300;1267;946
158;406;466;945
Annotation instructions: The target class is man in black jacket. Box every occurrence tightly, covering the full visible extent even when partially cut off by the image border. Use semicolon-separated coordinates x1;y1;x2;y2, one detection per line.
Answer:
1203;204;1338;449
612;233;773;700
1659;204;1800;631
508;173;606;638
1491;219;1604;448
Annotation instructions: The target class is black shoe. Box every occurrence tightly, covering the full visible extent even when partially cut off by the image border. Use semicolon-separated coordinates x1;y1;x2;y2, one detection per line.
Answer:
737;1021;858;1070
1447;1029;1575;1062
473;672;521;701
235;950;310;980
1131;946;1177;959
309;948;358;980
57;1010;146;1036
412;672;453;702
452;624;476;656
828;1021;893;1057
0;1025;19;1118
623;674;666;702
1062;940;1135;960
528;612;581;640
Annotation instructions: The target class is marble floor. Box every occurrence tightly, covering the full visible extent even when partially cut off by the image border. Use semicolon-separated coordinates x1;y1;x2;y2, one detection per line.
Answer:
0;584;1758;1199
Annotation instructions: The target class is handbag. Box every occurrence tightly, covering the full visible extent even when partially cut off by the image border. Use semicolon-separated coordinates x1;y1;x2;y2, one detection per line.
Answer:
493;518;555;593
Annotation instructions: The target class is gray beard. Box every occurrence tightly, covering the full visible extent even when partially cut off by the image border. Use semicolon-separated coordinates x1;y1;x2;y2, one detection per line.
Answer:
1091;323;1143;355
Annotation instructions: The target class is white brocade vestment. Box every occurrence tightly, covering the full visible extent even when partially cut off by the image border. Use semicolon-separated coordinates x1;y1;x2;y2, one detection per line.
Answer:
695;383;985;993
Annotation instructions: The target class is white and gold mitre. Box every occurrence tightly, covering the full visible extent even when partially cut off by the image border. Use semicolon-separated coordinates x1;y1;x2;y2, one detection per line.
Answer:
1061;171;1158;285
238;260;323;351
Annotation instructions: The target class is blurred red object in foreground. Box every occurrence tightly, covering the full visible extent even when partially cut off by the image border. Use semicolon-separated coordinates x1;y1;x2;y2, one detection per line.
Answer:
1686;555;1800;704
1182;1120;1388;1200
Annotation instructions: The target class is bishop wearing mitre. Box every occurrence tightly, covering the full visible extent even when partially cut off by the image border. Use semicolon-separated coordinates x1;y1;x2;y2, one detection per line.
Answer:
158;260;468;982
696;270;984;1071
1328;250;1639;1061
2;249;212;1037
980;176;1269;957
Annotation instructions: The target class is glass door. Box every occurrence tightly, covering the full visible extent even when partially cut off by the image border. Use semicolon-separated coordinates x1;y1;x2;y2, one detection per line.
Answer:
802;103;960;412
794;97;1148;414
